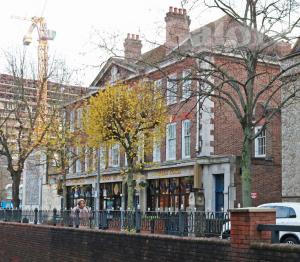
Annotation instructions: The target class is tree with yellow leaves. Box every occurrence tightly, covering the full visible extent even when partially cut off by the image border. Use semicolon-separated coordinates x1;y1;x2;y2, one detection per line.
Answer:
44;109;86;210
84;82;166;209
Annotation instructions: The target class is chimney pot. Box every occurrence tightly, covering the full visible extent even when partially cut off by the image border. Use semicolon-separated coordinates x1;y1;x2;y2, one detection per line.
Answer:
124;33;142;60
165;7;190;49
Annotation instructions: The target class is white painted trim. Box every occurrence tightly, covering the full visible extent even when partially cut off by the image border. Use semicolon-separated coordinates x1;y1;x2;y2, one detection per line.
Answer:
254;126;266;158
167;73;178;105
166;123;177;161
182;119;191;159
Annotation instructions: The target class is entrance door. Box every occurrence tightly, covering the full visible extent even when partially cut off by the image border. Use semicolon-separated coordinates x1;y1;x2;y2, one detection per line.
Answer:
215;174;224;212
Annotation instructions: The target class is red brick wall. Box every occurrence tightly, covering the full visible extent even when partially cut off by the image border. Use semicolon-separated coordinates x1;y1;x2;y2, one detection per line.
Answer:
0;222;231;262
213;55;282;206
231;208;276;261
1;219;300;261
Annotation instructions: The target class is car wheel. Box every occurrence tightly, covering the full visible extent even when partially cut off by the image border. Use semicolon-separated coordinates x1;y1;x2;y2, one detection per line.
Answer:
282;236;299;245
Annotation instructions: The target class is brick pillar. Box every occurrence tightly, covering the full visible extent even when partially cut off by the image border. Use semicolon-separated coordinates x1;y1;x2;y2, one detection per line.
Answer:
230;208;276;261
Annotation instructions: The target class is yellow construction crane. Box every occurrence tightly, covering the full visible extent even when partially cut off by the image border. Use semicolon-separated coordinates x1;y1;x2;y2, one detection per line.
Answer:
12;15;56;115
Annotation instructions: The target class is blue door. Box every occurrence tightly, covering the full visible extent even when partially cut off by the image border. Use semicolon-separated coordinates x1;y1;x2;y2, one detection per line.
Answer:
215;174;224;212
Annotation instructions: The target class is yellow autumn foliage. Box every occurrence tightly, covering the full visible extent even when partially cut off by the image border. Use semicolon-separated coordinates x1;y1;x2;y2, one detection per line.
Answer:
84;82;166;164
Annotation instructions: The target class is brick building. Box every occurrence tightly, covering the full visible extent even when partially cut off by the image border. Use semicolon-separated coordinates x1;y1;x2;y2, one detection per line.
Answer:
281;39;300;202
0;73;87;208
64;7;286;212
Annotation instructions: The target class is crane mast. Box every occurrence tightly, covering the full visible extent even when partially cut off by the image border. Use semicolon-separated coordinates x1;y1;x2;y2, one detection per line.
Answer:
15;15;56;121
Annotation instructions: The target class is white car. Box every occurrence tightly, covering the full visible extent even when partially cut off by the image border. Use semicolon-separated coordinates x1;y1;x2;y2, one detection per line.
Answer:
221;202;300;244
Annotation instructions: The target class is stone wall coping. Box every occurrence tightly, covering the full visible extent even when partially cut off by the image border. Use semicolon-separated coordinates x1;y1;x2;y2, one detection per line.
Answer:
251;242;300;253
230;207;276;213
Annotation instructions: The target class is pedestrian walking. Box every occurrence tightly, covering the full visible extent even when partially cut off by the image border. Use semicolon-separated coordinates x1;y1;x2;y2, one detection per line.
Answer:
71;199;91;227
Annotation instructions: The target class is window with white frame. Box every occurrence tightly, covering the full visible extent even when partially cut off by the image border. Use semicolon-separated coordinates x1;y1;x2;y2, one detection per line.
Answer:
62;111;67;127
109;144;120;167
255;126;266;157
182;70;192;100
77;108;83;129
182;120;191;159
124;152;128;166
153;139;161;162
70;110;75;131
167;74;177;105
86;148;94;172
68;147;76;174
166;123;176;160
99;147;106;169
84;147;89;172
75;147;82;174
137;135;144;162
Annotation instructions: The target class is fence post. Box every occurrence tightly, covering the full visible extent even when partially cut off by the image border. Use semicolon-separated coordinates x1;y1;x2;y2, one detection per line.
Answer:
4;209;7;222
120;208;124;231
179;209;185;236
53;208;57;226
34;208;38;224
67;210;73;227
98;211;102;229
135;208;141;233
75;209;80;228
103;210;108;229
150;219;155;234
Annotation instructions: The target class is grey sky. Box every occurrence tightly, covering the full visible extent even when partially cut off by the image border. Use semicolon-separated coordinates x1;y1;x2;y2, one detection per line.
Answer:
0;0;223;86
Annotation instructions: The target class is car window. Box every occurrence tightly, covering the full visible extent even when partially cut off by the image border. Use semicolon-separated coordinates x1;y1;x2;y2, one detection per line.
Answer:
263;205;296;218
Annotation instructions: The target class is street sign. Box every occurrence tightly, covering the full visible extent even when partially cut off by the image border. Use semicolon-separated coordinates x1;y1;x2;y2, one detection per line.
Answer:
251;192;257;199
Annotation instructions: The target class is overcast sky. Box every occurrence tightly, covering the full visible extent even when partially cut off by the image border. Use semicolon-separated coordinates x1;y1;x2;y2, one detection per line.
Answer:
0;0;222;86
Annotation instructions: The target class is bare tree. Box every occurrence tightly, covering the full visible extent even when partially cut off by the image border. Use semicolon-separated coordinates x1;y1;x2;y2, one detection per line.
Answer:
175;0;300;206
0;49;73;208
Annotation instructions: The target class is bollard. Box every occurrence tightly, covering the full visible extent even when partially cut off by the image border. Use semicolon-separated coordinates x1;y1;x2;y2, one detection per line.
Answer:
75;209;80;228
34;208;38;224
53;208;57;226
135;209;141;233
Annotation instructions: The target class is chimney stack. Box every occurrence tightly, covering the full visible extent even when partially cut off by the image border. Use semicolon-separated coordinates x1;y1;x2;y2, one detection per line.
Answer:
124;33;142;61
165;6;191;49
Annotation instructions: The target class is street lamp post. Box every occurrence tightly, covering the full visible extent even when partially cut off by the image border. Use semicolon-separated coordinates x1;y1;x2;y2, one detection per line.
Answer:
94;148;101;211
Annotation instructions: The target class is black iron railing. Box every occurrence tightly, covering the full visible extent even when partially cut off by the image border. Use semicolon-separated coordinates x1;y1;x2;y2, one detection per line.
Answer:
0;208;230;237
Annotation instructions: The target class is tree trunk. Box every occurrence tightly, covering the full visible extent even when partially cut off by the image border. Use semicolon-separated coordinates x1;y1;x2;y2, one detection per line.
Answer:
62;173;67;210
12;171;21;209
127;168;134;210
241;129;252;207
61;156;68;210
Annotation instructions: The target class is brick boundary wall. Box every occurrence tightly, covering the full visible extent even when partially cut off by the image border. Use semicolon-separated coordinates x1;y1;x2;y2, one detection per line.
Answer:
1;208;300;262
0;222;231;262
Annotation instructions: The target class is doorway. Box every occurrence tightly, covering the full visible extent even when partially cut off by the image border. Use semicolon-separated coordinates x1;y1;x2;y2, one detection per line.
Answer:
215;174;224;212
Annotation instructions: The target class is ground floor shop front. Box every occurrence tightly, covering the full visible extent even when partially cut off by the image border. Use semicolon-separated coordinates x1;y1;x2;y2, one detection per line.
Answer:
65;156;237;212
